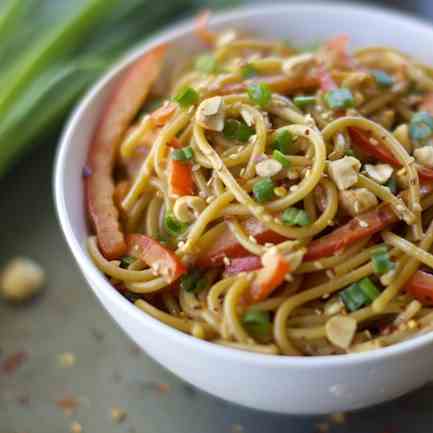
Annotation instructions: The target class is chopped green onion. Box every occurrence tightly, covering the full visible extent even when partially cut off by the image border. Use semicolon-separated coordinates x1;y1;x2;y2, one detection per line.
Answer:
180;269;208;293
172;146;193;162
241;63;257;79
247;83;272;108
370;69;394;88
340;283;368;312
324;88;354;110
345;148;355;157
272;149;290;168
164;212;189;237
385;176;397;194
371;245;395;275
293;95;316;109
358;277;380;302
242;309;271;337
223;119;254;142
409;111;433;142
253;178;274;203
174;86;199;108
272;129;293;154
195;54;218;74
119;256;135;269
340;278;381;312
282;208;311;226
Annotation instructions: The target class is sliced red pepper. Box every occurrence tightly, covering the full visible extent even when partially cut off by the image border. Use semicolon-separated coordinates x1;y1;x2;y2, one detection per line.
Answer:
127;234;186;283
218;74;319;95
197;218;286;268
348;127;433;180
150;101;177;127
406;270;433;306
249;255;290;302
326;34;356;69
168;159;195;197
194;10;216;46
348;127;400;165
86;44;167;260
317;62;337;92
304;205;398;261
225;256;262;274
307;181;433;261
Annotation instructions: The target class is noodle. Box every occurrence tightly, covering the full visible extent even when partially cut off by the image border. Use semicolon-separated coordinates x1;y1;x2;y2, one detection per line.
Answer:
85;27;433;356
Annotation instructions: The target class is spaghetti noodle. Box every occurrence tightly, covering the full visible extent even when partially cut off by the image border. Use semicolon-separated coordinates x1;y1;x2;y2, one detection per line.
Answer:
84;20;433;356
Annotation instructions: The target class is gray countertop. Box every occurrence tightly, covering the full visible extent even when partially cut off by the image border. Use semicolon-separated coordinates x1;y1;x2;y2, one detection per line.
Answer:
2;133;433;433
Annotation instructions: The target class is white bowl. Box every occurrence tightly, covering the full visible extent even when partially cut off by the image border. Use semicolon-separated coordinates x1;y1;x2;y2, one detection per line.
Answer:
54;2;433;415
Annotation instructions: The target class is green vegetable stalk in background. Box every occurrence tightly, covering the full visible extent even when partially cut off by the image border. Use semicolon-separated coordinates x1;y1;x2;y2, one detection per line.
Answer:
0;0;240;178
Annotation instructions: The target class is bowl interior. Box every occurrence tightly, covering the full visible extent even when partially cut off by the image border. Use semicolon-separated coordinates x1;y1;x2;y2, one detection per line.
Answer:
55;2;433;365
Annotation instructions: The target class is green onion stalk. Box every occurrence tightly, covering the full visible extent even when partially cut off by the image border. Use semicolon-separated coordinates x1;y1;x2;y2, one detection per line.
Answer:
0;0;241;179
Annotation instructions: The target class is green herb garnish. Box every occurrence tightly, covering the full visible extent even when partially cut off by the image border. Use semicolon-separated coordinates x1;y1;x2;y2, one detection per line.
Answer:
324;88;354;110
282;208;311;226
172;146;193;162
223;119;255;142
253;178;274;203
174;86;199;108
247;83;272;108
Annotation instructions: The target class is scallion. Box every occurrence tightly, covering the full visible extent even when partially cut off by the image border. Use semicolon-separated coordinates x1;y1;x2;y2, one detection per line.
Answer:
242;309;271;337
119;256;135;269
282;208;311;226
247;82;272;108
358;277;380;302
272;149;290;168
272;129;293;154
164;212;188;237
241;63;257;79
340;283;368;312
174;86;199;108
324;88;354;110
253;178;274;203
195;54;218;74
223;119;254;142
370;69;394;88
293;95;316;109
409;111;433;142
371;245;395;275
385;176;397;194
180;269;208;293
172;146;193;162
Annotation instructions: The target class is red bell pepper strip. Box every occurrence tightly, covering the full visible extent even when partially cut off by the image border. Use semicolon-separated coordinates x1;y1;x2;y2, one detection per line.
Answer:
127;234;186;283
304;205;398;261
168;159;195;197
348;127;433;180
194;10;216;46
305;182;433;261
219;74;319;95
197;218;286;268
225;256;262;274
406;270;433;306
150;101;177;127
86;44;167;260
249;255;290;302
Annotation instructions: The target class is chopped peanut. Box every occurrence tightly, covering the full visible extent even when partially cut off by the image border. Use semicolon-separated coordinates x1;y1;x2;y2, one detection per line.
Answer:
339;188;378;217
0;257;45;302
196;96;224;131
414;146;433;168
364;163;393;184
255;159;282;177
327;156;361;190
326;315;357;349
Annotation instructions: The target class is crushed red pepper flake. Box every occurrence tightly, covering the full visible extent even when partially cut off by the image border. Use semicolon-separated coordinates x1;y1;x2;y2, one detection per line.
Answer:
56;395;79;415
1;351;28;374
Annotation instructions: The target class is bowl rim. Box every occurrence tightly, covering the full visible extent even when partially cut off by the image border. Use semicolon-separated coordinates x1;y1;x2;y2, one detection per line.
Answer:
54;1;433;368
